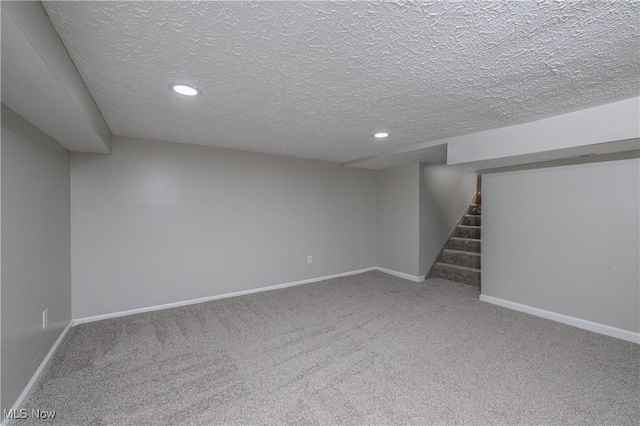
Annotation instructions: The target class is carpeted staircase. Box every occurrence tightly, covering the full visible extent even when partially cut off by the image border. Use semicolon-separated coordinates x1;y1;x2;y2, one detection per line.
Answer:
428;204;481;287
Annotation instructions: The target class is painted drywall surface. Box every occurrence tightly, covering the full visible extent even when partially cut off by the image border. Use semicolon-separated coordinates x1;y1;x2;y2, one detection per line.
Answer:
419;166;477;276
1;102;3;416
1;105;71;412
1;3;111;154
71;137;376;318
482;159;640;333
447;97;640;166
375;164;420;277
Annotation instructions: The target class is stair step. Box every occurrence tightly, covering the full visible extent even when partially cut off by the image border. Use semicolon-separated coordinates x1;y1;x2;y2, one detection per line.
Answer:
454;225;481;239
431;262;481;287
467;205;481;215
462;214;481;226
445;237;481;253
442;249;481;269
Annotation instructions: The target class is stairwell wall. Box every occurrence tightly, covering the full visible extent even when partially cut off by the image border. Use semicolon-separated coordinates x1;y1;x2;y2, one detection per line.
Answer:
482;158;640;333
419;165;477;276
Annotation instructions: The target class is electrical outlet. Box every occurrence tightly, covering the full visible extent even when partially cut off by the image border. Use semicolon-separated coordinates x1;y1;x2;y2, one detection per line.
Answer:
42;309;48;329
307;255;313;264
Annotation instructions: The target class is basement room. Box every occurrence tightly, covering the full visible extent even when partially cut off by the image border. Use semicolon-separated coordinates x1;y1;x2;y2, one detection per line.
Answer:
1;1;639;424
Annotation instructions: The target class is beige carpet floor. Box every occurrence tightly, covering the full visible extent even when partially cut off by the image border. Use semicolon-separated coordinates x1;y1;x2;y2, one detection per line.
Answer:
18;271;640;424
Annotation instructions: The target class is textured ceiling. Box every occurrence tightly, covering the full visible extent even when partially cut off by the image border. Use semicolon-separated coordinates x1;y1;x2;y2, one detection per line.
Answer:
43;1;640;165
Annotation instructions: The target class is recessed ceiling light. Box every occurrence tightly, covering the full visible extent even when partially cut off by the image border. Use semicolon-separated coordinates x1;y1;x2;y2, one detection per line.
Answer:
374;132;389;138
172;84;200;96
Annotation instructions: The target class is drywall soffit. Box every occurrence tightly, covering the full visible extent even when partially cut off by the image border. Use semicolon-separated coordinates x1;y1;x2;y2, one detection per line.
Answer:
1;2;111;154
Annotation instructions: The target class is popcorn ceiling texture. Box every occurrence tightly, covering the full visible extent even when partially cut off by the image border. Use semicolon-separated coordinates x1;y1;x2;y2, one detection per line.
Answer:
43;1;640;164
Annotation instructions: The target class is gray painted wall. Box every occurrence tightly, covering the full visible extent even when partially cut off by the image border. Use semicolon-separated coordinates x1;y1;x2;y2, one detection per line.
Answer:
1;103;3;415
1;105;71;412
419;165;476;276
71;137;376;318
482;159;640;332
375;164;421;277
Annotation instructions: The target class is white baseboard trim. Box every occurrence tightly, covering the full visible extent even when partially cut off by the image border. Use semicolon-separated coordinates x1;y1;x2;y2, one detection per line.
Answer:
375;267;425;283
1;321;73;426
479;294;640;344
73;267;426;326
73;267;379;325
